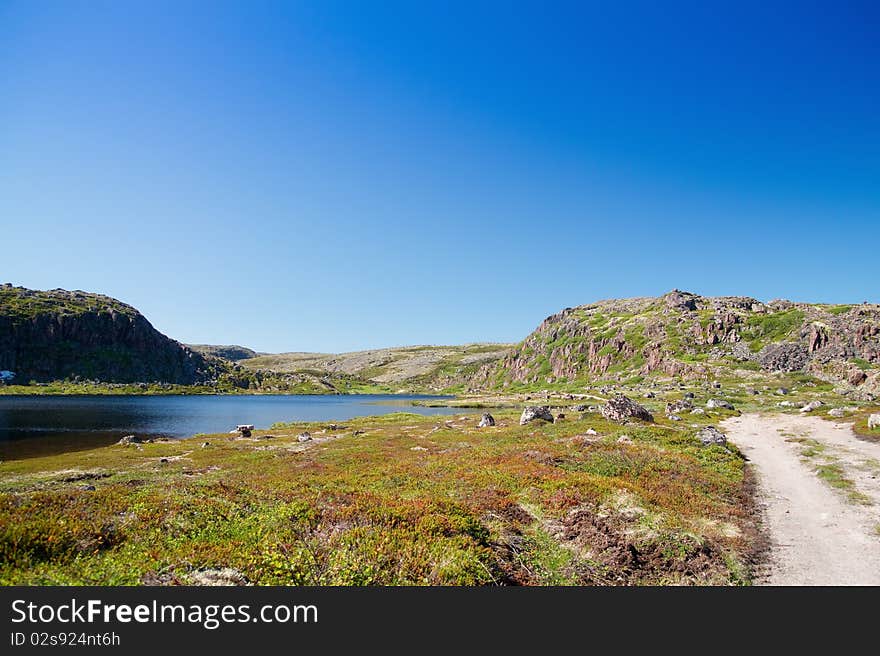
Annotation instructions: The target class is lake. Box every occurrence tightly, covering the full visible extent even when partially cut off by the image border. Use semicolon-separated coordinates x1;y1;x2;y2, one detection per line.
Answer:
0;394;461;459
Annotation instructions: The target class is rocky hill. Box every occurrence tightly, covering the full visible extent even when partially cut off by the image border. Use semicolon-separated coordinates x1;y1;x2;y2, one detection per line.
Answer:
483;290;880;398
242;344;512;392
0;284;226;385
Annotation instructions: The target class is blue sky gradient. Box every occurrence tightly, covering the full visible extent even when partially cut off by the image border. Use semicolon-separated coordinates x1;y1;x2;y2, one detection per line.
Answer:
1;1;878;352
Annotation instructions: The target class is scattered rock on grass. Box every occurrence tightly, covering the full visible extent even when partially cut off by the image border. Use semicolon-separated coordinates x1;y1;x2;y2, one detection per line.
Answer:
697;426;727;446
666;399;693;415
297;432;312;442
617;435;633;445
869;414;880;430
117;434;142;446
706;399;735;410
828;408;846;418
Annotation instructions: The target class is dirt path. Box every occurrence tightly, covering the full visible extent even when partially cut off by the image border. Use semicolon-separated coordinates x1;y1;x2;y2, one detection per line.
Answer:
722;413;880;585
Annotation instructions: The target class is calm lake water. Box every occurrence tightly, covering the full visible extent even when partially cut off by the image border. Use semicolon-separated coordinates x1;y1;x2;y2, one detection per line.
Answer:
0;394;460;460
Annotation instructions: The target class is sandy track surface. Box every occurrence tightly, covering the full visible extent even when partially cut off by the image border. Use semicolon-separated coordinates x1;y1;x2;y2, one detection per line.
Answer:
723;414;880;585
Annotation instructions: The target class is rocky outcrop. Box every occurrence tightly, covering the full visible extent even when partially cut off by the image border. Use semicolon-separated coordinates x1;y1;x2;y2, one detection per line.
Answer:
489;291;880;392
758;343;809;373
0;284;226;384
601;395;654;422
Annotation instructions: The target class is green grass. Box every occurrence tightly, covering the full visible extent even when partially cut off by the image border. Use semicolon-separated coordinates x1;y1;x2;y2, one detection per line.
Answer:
826;305;853;316
0;286;138;322
851;357;874;371
742;309;806;348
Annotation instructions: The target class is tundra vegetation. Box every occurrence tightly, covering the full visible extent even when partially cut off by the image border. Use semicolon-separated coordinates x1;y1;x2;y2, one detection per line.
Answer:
1;404;761;585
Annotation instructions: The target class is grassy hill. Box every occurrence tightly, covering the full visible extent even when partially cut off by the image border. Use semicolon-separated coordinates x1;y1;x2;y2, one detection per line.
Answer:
242;343;512;393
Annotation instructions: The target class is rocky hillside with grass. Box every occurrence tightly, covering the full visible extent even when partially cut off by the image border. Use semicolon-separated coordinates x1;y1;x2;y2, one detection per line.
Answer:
484;290;880;398
242;344;512;393
0;284;229;385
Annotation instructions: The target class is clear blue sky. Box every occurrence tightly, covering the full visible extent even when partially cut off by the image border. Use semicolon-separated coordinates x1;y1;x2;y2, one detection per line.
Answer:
1;1;878;353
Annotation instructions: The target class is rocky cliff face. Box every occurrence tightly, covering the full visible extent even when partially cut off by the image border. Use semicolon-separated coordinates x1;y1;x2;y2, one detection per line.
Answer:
486;290;880;396
0;285;224;384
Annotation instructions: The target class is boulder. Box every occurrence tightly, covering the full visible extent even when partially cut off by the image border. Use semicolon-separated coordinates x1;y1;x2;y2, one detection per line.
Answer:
297;431;312;442
668;414;682;421
520;406;554;425
706;399;735;410
571;404;589;412
690;408;705;415
697;426;727;446
477;413;496;428
117;434;142;446
776;388;790;396
800;400;824;413
601;395;654;422
617;435;633;444
869;414;880;430
828;408;846;418
849;370;867;386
